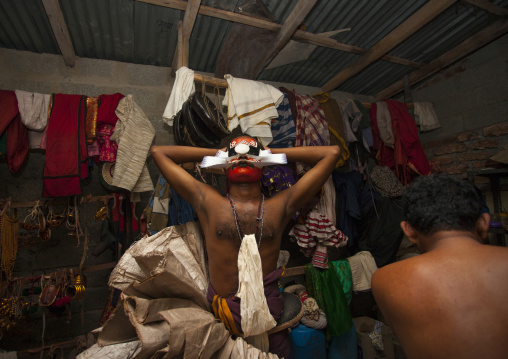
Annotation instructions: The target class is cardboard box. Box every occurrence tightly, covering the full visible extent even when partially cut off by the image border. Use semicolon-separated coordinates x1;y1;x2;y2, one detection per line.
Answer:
353;316;394;359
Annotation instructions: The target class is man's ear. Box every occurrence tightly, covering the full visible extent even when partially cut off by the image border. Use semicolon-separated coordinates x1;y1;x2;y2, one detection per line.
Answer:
476;213;490;243
400;221;418;245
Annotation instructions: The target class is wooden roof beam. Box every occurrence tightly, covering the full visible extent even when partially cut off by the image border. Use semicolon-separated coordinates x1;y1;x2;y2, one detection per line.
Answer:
248;0;318;79
42;0;76;67
171;0;201;72
138;0;424;69
321;0;457;92
463;0;508;17
375;19;508;101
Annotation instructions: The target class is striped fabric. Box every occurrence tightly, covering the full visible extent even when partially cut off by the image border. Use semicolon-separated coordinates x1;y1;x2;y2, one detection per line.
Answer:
270;94;296;148
290;210;348;269
293;92;329;176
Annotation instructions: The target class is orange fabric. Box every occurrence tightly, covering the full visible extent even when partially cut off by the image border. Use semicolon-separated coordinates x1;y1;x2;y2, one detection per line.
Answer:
212;294;242;336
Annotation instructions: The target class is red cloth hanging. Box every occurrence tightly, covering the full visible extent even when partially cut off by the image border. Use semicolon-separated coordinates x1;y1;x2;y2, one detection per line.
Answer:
43;94;88;197
97;93;125;126
0;90;29;173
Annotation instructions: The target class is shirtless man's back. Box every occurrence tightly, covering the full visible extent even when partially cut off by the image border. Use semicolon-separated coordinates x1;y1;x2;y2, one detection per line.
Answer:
372;174;508;359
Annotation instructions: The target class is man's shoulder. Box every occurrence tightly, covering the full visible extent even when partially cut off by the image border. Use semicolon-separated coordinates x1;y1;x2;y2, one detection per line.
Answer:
372;256;431;298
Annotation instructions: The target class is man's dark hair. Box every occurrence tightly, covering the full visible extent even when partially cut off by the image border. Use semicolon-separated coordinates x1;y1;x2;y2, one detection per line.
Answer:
402;174;482;235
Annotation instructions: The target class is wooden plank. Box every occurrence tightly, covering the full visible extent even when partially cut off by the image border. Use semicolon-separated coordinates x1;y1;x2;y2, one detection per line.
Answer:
463;0;508;16
42;0;76;67
248;0;319;79
171;0;201;72
375;19;508;100
137;0;424;69
284;266;305;277
321;0;457;92
194;72;228;87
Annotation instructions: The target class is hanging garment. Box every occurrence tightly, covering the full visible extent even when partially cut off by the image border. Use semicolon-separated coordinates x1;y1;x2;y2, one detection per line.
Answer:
370;165;405;198
223;75;283;146
14;90;50;149
85;96;98;144
357;197;405;267
144;175;171;234
43;94;88;197
167;187;198;226
293;91;329;176
290;209;348;269
414;102;441;132
375;101;394;147
110;95;155;193
305;260;353;337
386;100;430;184
270;93;296;148
162;66;195;126
313;92;350;168
96;124;117;162
97;93;124;126
337;100;370;171
346;251;378;292
0;90;29;173
332;171;364;248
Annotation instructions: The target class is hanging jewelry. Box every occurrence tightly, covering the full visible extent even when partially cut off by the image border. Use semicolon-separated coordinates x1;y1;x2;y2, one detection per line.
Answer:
227;194;265;246
1;209;19;282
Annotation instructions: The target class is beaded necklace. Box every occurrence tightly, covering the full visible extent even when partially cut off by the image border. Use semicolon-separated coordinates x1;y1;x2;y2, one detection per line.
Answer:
227;194;264;246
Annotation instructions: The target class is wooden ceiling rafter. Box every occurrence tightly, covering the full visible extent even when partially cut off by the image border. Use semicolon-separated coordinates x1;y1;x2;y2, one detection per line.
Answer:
171;0;201;72
41;0;76;67
248;0;319;79
137;0;425;69
463;0;508;17
375;18;508;101
321;0;457;92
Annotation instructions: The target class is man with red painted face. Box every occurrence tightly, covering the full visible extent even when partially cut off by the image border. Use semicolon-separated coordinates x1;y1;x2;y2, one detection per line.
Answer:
151;136;340;358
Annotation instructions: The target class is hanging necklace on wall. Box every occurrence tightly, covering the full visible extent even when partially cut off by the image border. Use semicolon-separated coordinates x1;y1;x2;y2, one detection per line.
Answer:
227;194;264;246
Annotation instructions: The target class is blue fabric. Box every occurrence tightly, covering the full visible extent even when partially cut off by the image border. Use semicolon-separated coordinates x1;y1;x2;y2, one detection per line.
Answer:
271;94;296;148
332;171;364;247
168;187;197;226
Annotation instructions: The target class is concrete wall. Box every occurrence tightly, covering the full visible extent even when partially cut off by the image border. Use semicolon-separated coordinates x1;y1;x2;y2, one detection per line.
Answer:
413;33;508;144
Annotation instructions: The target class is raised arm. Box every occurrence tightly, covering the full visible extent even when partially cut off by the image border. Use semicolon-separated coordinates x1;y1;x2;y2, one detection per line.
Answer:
270;145;340;220
150;145;218;211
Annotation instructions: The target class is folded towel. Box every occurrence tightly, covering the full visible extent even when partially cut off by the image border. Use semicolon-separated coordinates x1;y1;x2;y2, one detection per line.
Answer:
223;75;283;146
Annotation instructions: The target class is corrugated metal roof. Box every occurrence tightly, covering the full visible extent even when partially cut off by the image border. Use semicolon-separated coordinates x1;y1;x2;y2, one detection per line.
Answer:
0;0;507;97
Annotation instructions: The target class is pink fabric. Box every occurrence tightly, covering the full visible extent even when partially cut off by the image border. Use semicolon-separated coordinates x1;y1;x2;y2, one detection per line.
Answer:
97;123;117;162
43;94;88;197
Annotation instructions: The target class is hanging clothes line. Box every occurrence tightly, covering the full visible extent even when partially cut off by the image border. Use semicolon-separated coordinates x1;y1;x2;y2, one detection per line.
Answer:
193;73;415;109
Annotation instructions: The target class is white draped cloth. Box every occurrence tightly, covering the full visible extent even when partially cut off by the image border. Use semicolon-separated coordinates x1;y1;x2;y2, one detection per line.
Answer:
162;66;195;126
111;95;155;193
346;251;378;292
14;90;50;149
223;75;283;146
414;102;441;132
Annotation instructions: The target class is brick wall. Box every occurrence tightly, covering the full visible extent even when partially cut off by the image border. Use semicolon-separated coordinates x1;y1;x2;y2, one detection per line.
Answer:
423;121;508;183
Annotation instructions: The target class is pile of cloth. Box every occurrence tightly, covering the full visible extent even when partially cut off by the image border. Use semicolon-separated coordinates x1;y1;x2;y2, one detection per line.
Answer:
78;221;279;359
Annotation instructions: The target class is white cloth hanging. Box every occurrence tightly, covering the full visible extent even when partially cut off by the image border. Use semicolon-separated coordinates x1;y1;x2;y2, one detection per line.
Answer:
414;102;441;132
162;66;195;126
223;75;283;146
